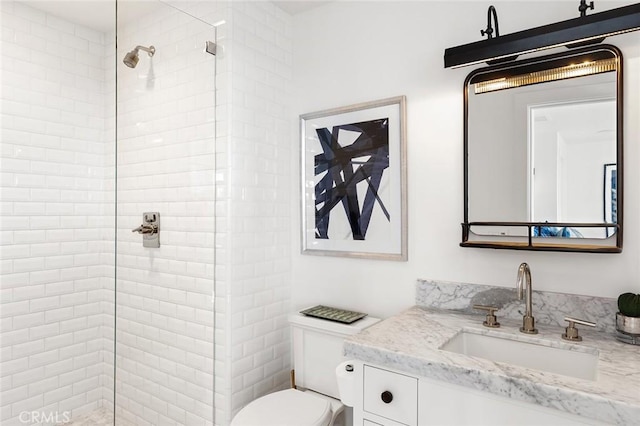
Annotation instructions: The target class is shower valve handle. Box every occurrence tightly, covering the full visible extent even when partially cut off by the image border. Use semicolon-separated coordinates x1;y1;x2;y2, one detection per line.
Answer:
133;212;160;248
132;224;157;234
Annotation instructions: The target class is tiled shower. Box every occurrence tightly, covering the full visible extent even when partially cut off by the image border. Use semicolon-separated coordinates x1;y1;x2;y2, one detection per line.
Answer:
0;1;293;425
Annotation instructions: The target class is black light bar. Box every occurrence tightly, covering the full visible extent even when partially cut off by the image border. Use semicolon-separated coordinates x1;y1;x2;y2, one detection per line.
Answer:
444;3;640;68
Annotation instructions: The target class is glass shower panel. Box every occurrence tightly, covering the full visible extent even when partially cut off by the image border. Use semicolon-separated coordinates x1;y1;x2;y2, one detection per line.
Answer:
115;1;216;424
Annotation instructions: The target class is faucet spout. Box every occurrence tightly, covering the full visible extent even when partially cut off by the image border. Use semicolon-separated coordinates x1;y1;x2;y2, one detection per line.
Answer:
516;262;538;334
516;263;532;316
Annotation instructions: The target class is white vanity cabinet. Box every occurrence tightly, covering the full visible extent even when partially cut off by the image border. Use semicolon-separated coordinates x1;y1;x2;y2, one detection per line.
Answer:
360;365;418;426
352;363;608;426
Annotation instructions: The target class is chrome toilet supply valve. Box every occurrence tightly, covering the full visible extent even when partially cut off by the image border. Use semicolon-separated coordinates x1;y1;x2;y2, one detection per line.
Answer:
473;305;500;328
562;317;596;341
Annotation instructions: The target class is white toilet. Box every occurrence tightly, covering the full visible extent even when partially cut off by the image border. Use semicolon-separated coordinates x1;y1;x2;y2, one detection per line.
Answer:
231;310;379;426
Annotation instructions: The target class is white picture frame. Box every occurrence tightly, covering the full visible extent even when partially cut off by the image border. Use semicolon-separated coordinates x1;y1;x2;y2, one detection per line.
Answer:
300;96;407;261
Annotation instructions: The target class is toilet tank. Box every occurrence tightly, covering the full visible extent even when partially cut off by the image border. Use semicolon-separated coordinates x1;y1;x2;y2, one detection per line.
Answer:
289;310;380;399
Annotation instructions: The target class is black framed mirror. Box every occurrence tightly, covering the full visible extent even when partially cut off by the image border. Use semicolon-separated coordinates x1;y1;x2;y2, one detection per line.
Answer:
462;45;623;252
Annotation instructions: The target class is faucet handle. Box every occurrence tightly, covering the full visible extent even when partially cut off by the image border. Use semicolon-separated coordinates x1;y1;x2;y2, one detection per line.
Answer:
562;317;596;341
473;305;500;328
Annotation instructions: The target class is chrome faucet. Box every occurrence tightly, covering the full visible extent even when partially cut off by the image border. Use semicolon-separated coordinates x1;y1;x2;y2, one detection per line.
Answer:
516;262;538;334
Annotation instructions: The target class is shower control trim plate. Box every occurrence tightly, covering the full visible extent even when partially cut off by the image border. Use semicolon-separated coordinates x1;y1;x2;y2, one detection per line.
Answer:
132;212;160;248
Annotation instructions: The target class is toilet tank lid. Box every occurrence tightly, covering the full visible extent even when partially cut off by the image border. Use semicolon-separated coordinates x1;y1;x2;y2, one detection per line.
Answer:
289;309;380;336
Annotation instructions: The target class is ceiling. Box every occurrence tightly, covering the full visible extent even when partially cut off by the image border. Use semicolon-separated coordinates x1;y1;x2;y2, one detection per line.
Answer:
272;1;329;15
20;0;329;33
22;1;116;32
537;100;616;145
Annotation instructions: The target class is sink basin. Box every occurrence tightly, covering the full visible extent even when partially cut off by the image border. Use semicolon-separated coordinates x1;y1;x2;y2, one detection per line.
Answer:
440;330;598;381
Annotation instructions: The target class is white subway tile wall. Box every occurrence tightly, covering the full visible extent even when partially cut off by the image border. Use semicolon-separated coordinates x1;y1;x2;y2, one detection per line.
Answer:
213;2;293;423
0;2;114;425
102;24;117;418
114;2;217;425
1;1;292;425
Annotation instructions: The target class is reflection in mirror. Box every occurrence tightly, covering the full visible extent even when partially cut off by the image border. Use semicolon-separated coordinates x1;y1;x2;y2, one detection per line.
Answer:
463;45;622;252
530;99;616;239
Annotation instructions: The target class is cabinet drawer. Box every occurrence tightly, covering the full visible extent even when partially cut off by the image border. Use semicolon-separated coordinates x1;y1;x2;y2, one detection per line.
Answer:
363;365;418;425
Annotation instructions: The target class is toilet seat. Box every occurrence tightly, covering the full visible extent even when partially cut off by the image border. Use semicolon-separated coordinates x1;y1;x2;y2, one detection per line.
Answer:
231;388;333;426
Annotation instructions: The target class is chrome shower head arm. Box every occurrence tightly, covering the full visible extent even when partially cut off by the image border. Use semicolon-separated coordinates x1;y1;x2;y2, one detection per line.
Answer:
135;45;155;57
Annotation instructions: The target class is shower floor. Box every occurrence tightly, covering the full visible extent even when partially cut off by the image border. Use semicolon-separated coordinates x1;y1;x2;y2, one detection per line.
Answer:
59;407;114;426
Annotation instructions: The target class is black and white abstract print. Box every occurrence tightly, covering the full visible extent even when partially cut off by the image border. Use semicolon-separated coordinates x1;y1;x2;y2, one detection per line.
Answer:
301;96;406;260
313;118;389;241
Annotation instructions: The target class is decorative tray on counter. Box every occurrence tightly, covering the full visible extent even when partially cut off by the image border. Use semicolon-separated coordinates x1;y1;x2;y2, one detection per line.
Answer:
300;305;367;324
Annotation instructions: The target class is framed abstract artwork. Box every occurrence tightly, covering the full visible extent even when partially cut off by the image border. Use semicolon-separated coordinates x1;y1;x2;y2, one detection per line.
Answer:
300;96;407;260
604;163;617;237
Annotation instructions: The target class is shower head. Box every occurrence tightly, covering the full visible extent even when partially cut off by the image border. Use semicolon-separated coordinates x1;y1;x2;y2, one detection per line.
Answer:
123;45;155;68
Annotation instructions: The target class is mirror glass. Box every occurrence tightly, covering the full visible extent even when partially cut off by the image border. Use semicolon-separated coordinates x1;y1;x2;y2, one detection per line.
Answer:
463;45;622;252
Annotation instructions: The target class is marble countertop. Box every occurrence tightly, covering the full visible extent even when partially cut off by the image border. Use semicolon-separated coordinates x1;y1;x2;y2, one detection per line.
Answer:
344;306;640;425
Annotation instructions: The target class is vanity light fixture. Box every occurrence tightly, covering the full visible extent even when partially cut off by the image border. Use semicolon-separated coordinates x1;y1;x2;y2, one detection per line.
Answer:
444;2;640;69
480;5;500;39
473;56;618;94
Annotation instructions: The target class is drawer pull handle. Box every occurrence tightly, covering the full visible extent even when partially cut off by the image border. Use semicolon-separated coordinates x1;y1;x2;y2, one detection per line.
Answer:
381;390;393;404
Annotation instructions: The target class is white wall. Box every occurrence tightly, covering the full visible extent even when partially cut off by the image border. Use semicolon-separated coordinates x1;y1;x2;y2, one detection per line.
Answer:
0;2;114;424
291;1;640;319
532;113;559;222
561;137;615;228
468;86;527;221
